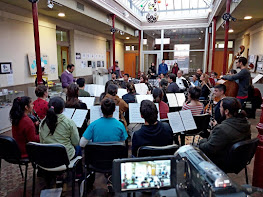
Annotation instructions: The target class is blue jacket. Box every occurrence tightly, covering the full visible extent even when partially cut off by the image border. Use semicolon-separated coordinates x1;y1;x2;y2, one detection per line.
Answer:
158;63;168;75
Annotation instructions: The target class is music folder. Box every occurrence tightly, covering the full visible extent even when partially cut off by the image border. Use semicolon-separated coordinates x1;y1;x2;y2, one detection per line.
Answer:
62;108;88;128
166;93;185;107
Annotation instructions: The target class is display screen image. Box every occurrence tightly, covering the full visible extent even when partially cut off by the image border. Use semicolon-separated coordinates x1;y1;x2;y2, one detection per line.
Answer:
120;160;171;191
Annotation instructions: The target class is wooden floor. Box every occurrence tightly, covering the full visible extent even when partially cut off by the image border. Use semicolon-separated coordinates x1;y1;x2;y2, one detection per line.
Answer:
0;109;261;197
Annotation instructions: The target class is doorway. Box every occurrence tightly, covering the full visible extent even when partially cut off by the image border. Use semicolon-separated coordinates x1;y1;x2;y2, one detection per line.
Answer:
57;46;69;76
214;51;233;75
124;53;139;78
143;52;161;74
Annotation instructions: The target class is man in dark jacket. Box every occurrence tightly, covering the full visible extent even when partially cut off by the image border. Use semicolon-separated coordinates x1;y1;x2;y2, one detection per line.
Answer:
199;97;251;172
167;73;180;93
132;100;173;156
222;57;251;107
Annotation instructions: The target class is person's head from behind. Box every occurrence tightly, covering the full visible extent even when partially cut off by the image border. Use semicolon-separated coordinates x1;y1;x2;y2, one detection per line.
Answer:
153;88;163;103
111;71;117;80
214;84;226;98
35;85;48;98
230;69;237;75
101;98;115;118
160;73;165;79
197;68;203;75
237;57;247;68
76;78;85;88
159;78;168;88
67;83;79;99
127;82;136;94
67;64;75;73
220;97;246;119
42;97;65;135
188;87;201;101
124;73;129;82
10;96;33;126
177;70;183;78
140;75;147;83
168;73;176;83
192;74;197;82
140;100;158;125
107;84;118;96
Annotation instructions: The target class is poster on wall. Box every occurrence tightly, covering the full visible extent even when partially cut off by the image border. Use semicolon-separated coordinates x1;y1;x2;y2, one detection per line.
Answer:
174;44;190;74
91;54;94;59
101;61;104;67
0;62;12;74
82;53;87;59
92;61;96;68
76;53;81;60
28;54;49;75
87;61;92;67
97;61;101;67
81;61;87;68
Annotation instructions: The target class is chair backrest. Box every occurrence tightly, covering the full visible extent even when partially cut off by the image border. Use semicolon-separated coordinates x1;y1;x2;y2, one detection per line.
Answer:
84;141;128;173
0;136;22;164
137;144;179;157
26;142;70;168
226;138;259;174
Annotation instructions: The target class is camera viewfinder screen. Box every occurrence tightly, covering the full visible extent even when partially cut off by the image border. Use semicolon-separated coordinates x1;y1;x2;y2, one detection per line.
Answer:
120;160;171;191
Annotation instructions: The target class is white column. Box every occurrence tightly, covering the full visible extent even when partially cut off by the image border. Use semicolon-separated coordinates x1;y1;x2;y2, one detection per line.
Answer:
203;27;209;73
140;30;144;72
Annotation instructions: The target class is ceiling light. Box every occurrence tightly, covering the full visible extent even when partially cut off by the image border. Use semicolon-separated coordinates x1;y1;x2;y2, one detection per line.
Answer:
58;13;65;17
199;37;201;40
172;30;176;32
201;31;204;33
228;29;234;33
47;0;54;9
244;16;252;20
126;37;130;39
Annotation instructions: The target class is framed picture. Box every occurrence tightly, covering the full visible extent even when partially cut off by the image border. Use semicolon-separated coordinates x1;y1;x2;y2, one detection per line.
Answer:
0;62;12;74
97;61;101;67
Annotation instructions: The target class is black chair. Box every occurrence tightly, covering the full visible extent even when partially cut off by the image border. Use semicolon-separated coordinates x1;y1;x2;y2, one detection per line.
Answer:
137;144;179;157
26;142;82;197
182;113;211;145
0;136;30;197
84;141;128;195
225;138;259;184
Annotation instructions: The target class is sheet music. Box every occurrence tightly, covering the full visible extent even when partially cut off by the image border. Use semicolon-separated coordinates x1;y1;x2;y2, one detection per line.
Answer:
155;103;160;121
71;109;88;128
79;97;95;109
166;93;178;107
179;110;197;131
167;112;185;133
62;108;75;119
134;83;148;95
252;74;263;84
129;103;144;123
117;88;127;98
84;84;105;97
175;93;185;107
90;106;119;123
136;95;153;104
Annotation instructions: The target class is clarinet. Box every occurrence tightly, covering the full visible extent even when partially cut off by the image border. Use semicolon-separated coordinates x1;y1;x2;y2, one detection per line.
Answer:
33;109;41;123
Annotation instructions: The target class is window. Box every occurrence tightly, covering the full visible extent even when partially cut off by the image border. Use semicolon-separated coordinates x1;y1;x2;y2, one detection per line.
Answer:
216;41;234;49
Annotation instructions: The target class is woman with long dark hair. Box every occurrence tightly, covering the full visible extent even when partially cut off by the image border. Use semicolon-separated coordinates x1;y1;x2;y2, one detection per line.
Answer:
10;96;40;158
39;97;79;160
153;88;169;119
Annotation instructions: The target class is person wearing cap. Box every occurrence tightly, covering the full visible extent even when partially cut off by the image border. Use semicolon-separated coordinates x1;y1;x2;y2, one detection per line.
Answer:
35;67;47;87
108;60;122;78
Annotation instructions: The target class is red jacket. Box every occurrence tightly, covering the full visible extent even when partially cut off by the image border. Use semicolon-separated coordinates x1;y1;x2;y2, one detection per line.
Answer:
33;98;49;119
12;115;40;158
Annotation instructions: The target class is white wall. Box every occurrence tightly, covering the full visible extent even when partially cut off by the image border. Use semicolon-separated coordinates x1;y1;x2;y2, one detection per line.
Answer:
115;40;125;71
0;11;58;88
73;30;107;77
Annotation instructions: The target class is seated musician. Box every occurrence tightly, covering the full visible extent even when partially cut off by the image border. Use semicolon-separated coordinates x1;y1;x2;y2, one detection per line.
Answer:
80;98;128;147
167;73;180;93
140;75;153;93
120;73;129;89
33;85;49;120
153;88;169;119
76;78;90;97
176;70;189;92
199;97;251;172
221;57;251;107
213;84;226;124
199;73;211;100
182;87;203;115
111;71;117;81
191;74;201;87
131;100;173;156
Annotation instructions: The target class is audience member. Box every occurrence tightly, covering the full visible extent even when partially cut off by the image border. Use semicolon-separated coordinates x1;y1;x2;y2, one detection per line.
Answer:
213;84;226;124
182;87;203;115
176;70;189;92
108;60;122;78
153;88;169;119
10;96;40;158
33;85;49;119
199;73;211;100
167;73;180;93
80;98;128;147
171;62;180;75
191;74;201;87
39;97;80;160
35;67;47;87
103;84;129;129
76;78;90;97
61;64;75;89
148;63;157;79
132;100;173;156
158;59;168;75
222;57;251;107
199;97;251;172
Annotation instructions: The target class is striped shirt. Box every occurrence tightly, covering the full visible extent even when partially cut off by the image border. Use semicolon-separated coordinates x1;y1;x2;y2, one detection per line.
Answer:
182;103;204;116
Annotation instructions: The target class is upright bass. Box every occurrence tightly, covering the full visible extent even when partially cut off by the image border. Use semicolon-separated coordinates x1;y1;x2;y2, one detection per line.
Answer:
226;45;245;74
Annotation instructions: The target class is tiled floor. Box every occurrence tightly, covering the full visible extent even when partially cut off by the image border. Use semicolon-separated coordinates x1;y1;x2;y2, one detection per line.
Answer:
0;109;262;197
